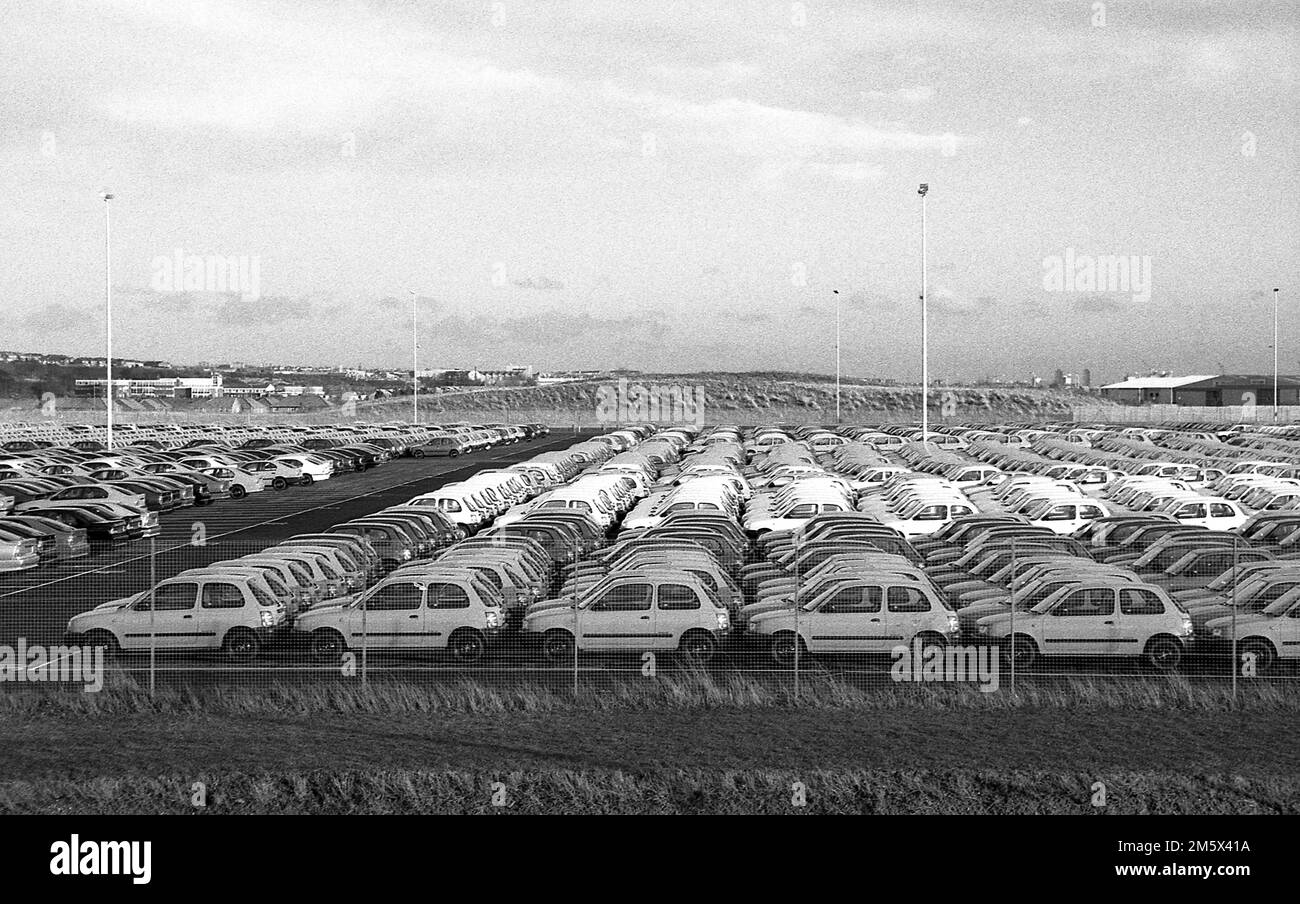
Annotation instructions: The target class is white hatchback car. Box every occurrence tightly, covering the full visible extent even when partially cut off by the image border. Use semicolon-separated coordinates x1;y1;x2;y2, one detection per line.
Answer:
976;581;1193;670
294;572;505;662
65;573;288;660
523;573;729;663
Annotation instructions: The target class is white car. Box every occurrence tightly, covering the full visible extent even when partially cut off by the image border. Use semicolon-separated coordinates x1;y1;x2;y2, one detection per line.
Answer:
976;581;1192;670
294;573;505;662
749;580;960;664
523;573;729;663
65;573;288;660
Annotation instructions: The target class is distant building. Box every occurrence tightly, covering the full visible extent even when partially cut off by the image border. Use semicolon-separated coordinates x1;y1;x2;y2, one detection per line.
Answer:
1100;374;1300;406
74;373;224;399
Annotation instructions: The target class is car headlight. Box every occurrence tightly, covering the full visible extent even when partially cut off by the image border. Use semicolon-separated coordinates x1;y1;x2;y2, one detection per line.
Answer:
947;615;960;633
486;610;502;629
259;609;275;627
1180;617;1193;636
402;549;412;559
716;612;729;630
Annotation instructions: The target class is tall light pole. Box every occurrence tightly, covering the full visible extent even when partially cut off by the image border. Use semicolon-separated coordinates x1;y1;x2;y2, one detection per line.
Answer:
1273;287;1280;422
102;191;114;449
832;289;841;424
409;289;418;425
918;183;929;444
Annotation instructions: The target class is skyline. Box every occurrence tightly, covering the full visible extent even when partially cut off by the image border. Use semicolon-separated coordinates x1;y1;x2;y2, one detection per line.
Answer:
2;0;1297;377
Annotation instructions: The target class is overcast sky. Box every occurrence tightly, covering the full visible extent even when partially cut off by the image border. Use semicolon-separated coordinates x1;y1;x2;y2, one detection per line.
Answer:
2;0;1297;382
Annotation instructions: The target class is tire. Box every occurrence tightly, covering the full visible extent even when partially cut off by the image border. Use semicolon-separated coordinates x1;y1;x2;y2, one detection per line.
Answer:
230;484;247;499
679;630;717;665
448;450;459;457
1238;638;1276;675
448;628;486;664
1001;634;1038;671
271;477;288;490
222;628;260;663
1143;635;1183;672
300;474;314;485
84;629;120;661
542;629;574;664
769;631;807;667
412;449;426;459
310;629;347;664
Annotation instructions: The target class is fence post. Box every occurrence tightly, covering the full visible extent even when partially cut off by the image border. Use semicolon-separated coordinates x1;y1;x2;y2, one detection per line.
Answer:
1230;537;1239;707
149;536;157;696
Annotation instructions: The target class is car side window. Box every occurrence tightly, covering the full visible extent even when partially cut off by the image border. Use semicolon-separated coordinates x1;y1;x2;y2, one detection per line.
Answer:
139;582;198;611
823;586;881;614
592;583;652;611
427;583;470;609
202;582;247;609
914;505;947;521
887;586;930;613
1053;588;1115;616
368;582;424;610
1120;588;1165;615
1209;503;1236;517
657;584;701;610
1042;505;1075;522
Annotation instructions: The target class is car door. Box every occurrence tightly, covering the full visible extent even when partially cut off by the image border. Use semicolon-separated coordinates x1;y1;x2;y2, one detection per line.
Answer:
1041;587;1119;655
355;580;426;649
884;584;935;649
1171;501;1207;528
195;580;250;649
655;582;705;649
807;585;884;653
1039;503;1078;534
1116;586;1171;651
579;582;654;650
120;581;201;651
426;581;472;650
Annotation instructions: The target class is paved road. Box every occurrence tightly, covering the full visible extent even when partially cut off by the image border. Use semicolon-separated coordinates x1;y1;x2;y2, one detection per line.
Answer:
0;431;590;646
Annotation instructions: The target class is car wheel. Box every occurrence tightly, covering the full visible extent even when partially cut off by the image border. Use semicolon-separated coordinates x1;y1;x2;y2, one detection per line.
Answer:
1002;634;1038;671
542;629;574;664
1143;636;1182;672
222;628;260;663
769;631;806;667
412;449;426;459
84;629;120;661
300;474;313;485
230;484;247;499
271;477;287;490
678;630;716;665
1238;638;1276;675
307;629;346;663
448;628;486;664
448;449;459;457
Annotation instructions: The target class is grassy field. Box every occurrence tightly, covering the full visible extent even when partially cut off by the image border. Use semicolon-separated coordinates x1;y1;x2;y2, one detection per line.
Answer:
3;674;1296;814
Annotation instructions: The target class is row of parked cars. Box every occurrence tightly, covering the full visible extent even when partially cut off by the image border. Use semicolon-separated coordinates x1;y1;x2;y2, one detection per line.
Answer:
54;419;1300;673
0;421;547;572
61;429;613;662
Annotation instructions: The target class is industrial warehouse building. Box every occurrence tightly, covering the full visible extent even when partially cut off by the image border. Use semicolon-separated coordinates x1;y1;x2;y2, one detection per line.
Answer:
1100;374;1300;406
